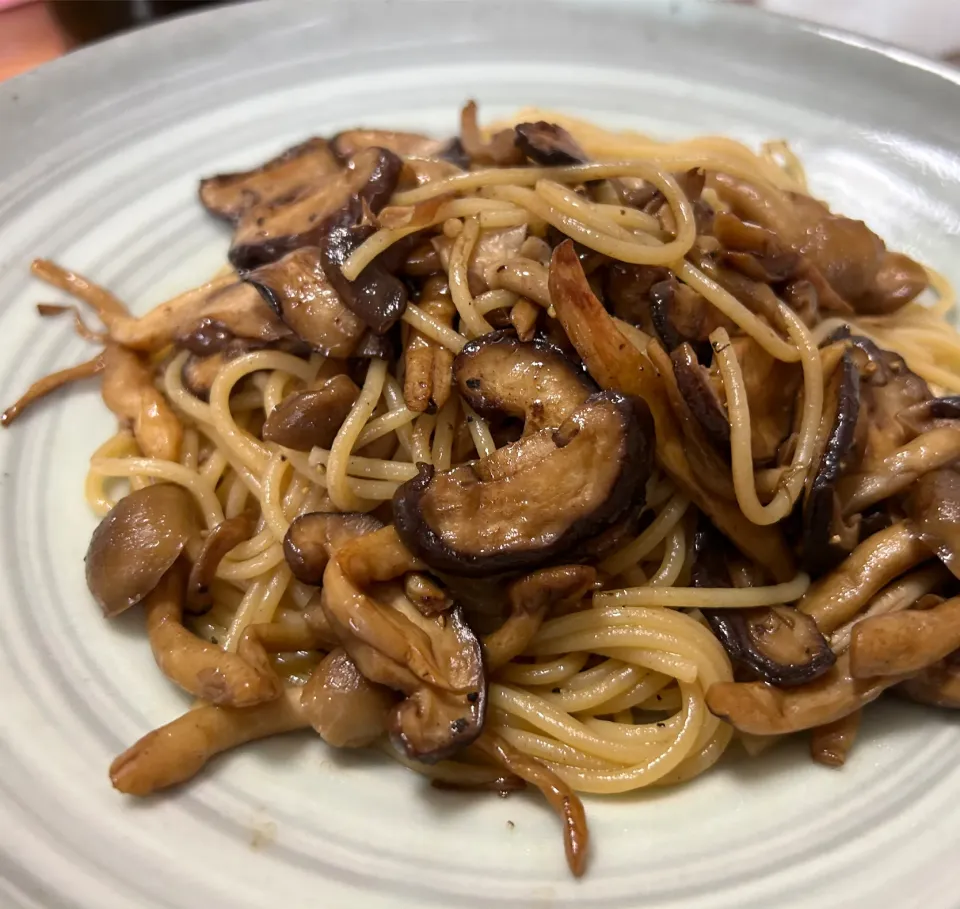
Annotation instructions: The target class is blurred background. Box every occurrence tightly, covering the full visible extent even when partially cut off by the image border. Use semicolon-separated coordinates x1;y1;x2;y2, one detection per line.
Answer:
1;0;959;82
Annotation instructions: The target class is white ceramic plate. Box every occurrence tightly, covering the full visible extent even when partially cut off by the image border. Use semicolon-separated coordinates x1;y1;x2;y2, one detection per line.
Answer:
2;2;959;907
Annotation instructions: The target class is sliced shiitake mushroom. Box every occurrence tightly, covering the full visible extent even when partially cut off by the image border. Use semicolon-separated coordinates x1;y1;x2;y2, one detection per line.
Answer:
671;343;729;449
454;330;596;435
705;606;836;688
85;484;200;617
262;375;360;452
229;146;403;270
899;395;960;435
692;518;836;687
301;647;396;748
649;277;716;360
393;391;653;576
802;350;861;575
283;511;384;585
514;122;588;166
320;200;409;334
243;246;367;356
199;137;340;224
171;282;293;349
321;558;486;762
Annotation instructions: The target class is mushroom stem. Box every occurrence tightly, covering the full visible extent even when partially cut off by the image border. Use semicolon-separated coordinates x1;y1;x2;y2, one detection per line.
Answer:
101;343;183;461
810;709;861;768
839;427;960;516
334;525;424;586
475;731;589;878
797;522;930;633
898;656;960;708
145;563;284;708
706;652;909;735
31;258;130;319
849;594;960;679
1;353;105;427
110;686;308;796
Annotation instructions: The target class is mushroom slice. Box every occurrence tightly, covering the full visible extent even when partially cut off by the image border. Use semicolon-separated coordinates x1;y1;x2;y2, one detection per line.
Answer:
905;469;960;578
145;562;283;707
801;350;861;575
854;251;929;315
393;391;653;576
199;137;340;224
403;276;456;414
243;246;367;356
101;344;183;461
809;709;861;768
454;330;596;435
229;146;403;270
301;647;396;748
86;484;200;617
603;263;670;328
282;511;384;585
671;343;729;449
704;605;836;688
648;277;722;360
798;521;930;633
713;211;801;283
320;200;408;334
548;238;797;582
485;565;597;672
110;687;308;796
261;375;360;452
849;593;960;678
514;122;588;166
331;129;459;161
186;512;257;614
321;559;486;762
706;652;908;735
898;652;960;708
467;226;528;294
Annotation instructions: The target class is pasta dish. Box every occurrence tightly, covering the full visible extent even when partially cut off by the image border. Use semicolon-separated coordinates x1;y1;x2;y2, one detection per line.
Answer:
6;104;960;877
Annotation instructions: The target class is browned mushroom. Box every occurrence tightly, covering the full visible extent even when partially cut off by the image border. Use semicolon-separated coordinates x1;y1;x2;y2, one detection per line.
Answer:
485;565;597;672
670;343;730;448
706;652;909;735
321;556;486;762
839;427;960;516
86;484;200;617
243;246;367;356
300;647;396;747
186;512;257;614
898;652;960;708
110;686;309;796
403;572;453;616
905;468;960;578
282;511;385;586
261;375;360;451
459;101;525;166
810;709;861;768
144;562;283;707
849;594;960;678
331;129;460;161
403;276;456;414
548;239;797;582
514;122;588;166
454;330;596;435
603;263;670;327
101;344;183;461
898;395;960;435
393;391;653;576
229;146;403;270
0;354;105;427
320;199;409;334
797;522;930;633
801;349;861;575
199;137;340;223
510;299;540;342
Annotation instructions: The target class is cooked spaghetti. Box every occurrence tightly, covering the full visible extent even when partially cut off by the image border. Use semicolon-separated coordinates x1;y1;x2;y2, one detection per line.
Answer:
6;105;960;877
